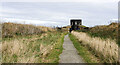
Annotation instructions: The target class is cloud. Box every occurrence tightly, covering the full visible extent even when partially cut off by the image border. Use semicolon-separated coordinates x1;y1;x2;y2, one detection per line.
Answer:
1;0;119;3
0;7;20;14
119;1;120;22
2;18;63;26
1;2;118;27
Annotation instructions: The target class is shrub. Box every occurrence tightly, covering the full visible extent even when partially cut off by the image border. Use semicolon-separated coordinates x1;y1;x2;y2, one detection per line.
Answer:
2;22;54;38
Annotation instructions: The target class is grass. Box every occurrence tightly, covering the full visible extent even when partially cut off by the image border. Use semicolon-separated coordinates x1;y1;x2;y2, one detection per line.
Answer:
77;22;119;46
44;32;66;63
2;22;55;38
2;31;66;63
0;23;1;63
69;33;100;63
71;31;118;63
2;22;68;63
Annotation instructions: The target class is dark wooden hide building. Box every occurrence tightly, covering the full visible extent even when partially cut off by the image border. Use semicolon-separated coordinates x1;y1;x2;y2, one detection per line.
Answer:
70;19;82;30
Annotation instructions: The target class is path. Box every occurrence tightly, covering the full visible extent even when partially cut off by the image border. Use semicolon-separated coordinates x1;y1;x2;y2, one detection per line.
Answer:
59;34;85;63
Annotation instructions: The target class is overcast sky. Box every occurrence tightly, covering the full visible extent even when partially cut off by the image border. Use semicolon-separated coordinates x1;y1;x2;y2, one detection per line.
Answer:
0;0;119;27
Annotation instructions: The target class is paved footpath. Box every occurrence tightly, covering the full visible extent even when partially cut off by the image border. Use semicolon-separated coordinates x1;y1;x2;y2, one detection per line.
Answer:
59;34;85;63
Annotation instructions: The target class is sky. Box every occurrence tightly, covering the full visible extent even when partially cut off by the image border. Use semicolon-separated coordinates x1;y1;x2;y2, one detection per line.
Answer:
118;2;120;22
0;0;119;27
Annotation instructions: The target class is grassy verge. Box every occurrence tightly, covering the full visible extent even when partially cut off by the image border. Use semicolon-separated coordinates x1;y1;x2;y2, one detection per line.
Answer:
69;33;100;63
2;31;67;63
71;31;118;63
77;23;119;46
44;32;67;63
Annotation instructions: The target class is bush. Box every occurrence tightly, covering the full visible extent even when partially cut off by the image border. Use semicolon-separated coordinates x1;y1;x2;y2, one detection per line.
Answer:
2;22;54;38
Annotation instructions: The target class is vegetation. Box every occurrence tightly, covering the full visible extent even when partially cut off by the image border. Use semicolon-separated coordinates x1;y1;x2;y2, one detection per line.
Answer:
2;22;55;38
2;22;67;63
2;22;119;63
0;23;1;63
2;31;66;63
71;31;118;63
77;22;119;46
45;32;67;63
69;33;100;63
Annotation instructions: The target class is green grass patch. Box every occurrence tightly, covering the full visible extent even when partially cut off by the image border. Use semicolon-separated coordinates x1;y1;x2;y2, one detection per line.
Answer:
69;33;100;63
44;32;67;63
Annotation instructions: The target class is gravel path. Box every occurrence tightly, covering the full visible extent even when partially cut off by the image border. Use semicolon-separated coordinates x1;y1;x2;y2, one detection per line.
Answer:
59;34;85;63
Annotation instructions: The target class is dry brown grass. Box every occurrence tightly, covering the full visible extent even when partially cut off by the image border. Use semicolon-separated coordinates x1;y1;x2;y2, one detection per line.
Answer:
2;31;64;63
0;23;2;63
2;33;54;63
38;26;55;32
1;22;63;63
72;31;118;63
2;35;38;63
2;22;55;38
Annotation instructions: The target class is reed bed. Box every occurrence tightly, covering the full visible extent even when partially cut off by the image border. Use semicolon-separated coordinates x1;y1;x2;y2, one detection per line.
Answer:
72;31;118;63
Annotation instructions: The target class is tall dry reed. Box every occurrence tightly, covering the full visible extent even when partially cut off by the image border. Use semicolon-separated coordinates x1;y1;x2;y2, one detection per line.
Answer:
72;31;118;63
2;34;53;63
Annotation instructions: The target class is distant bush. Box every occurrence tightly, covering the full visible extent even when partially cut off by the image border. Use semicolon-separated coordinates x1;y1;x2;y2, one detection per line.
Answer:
89;23;118;39
2;22;54;38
